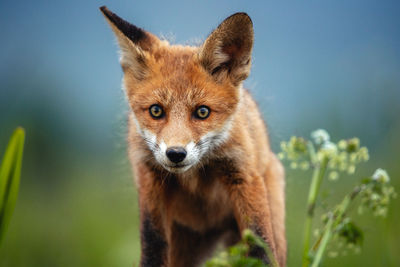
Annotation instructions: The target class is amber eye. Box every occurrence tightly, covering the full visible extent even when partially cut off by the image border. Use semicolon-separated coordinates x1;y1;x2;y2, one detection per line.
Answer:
195;106;210;119
149;104;164;119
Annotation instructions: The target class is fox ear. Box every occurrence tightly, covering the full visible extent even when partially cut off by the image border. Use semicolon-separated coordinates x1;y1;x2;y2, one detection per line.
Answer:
100;6;157;80
199;13;254;85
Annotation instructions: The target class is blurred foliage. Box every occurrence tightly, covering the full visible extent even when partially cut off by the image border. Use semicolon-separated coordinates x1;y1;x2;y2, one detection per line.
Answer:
0;128;25;246
208;131;396;267
206;229;277;267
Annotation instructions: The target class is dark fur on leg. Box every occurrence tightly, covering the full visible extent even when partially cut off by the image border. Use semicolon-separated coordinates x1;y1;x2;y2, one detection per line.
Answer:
140;212;167;267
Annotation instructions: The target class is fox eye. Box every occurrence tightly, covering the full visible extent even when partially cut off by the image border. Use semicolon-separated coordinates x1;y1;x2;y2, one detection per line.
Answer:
194;106;210;119
149;104;164;119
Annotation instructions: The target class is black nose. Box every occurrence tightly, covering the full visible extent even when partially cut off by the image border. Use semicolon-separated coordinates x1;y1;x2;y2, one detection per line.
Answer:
166;147;187;163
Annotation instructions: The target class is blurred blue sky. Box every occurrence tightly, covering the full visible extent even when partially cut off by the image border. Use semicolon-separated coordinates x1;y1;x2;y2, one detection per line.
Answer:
1;0;399;150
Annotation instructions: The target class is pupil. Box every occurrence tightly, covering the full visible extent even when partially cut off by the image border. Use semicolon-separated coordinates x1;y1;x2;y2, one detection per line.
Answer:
199;108;207;117
150;105;162;117
194;106;209;119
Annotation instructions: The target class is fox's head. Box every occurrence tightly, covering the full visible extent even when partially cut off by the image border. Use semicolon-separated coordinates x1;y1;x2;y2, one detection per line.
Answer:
101;6;254;173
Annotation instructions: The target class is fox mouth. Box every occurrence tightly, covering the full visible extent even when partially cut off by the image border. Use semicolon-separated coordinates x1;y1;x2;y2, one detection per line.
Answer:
165;163;189;169
163;163;192;173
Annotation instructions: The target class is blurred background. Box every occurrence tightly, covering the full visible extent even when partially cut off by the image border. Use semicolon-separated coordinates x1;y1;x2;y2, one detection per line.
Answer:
0;0;399;266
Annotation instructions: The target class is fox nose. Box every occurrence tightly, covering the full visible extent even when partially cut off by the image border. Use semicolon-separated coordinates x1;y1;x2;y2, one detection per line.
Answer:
166;146;187;163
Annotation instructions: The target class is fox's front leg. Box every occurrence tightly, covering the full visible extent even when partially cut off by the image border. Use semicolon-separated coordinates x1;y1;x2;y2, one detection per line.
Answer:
139;209;167;267
224;173;278;265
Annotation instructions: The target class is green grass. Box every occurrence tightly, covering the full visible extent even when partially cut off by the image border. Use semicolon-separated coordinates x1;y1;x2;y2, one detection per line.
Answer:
0;127;25;247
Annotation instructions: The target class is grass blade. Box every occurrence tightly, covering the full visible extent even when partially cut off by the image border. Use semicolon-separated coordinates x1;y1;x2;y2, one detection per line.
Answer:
0;127;25;246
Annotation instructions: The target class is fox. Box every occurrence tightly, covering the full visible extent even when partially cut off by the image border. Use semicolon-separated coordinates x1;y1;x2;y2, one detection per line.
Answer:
100;6;286;267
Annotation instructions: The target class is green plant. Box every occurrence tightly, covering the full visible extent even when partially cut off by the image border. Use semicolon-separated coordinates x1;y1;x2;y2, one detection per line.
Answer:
0;127;25;246
279;129;396;267
207;129;396;267
206;229;278;267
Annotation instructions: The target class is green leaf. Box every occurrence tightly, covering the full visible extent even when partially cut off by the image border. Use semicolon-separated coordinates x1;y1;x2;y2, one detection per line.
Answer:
0;127;25;246
337;220;364;246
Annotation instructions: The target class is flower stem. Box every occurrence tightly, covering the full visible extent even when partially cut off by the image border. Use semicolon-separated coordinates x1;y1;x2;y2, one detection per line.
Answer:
310;186;362;267
301;147;329;267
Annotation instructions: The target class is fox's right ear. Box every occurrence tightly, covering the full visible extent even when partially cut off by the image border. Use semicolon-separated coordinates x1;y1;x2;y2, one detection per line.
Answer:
100;6;157;80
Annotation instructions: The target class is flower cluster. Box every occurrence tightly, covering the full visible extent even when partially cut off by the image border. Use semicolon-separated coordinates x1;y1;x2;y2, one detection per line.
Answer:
327;138;369;180
318;168;396;258
359;169;397;217
311;129;330;145
279;129;369;181
278;136;310;170
280;130;395;264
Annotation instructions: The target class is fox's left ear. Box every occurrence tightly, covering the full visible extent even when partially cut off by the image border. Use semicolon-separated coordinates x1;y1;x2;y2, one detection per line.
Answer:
100;6;159;80
199;13;254;85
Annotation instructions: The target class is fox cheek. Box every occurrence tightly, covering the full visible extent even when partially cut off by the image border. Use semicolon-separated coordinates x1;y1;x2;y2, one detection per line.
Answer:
141;130;158;151
184;141;200;163
196;118;234;156
197;131;227;155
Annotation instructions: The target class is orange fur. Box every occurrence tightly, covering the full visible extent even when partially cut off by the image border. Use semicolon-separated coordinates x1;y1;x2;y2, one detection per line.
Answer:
101;6;286;266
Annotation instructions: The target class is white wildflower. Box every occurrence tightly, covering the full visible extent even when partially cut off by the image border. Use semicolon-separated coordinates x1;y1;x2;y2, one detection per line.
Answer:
311;129;330;145
372;168;390;183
